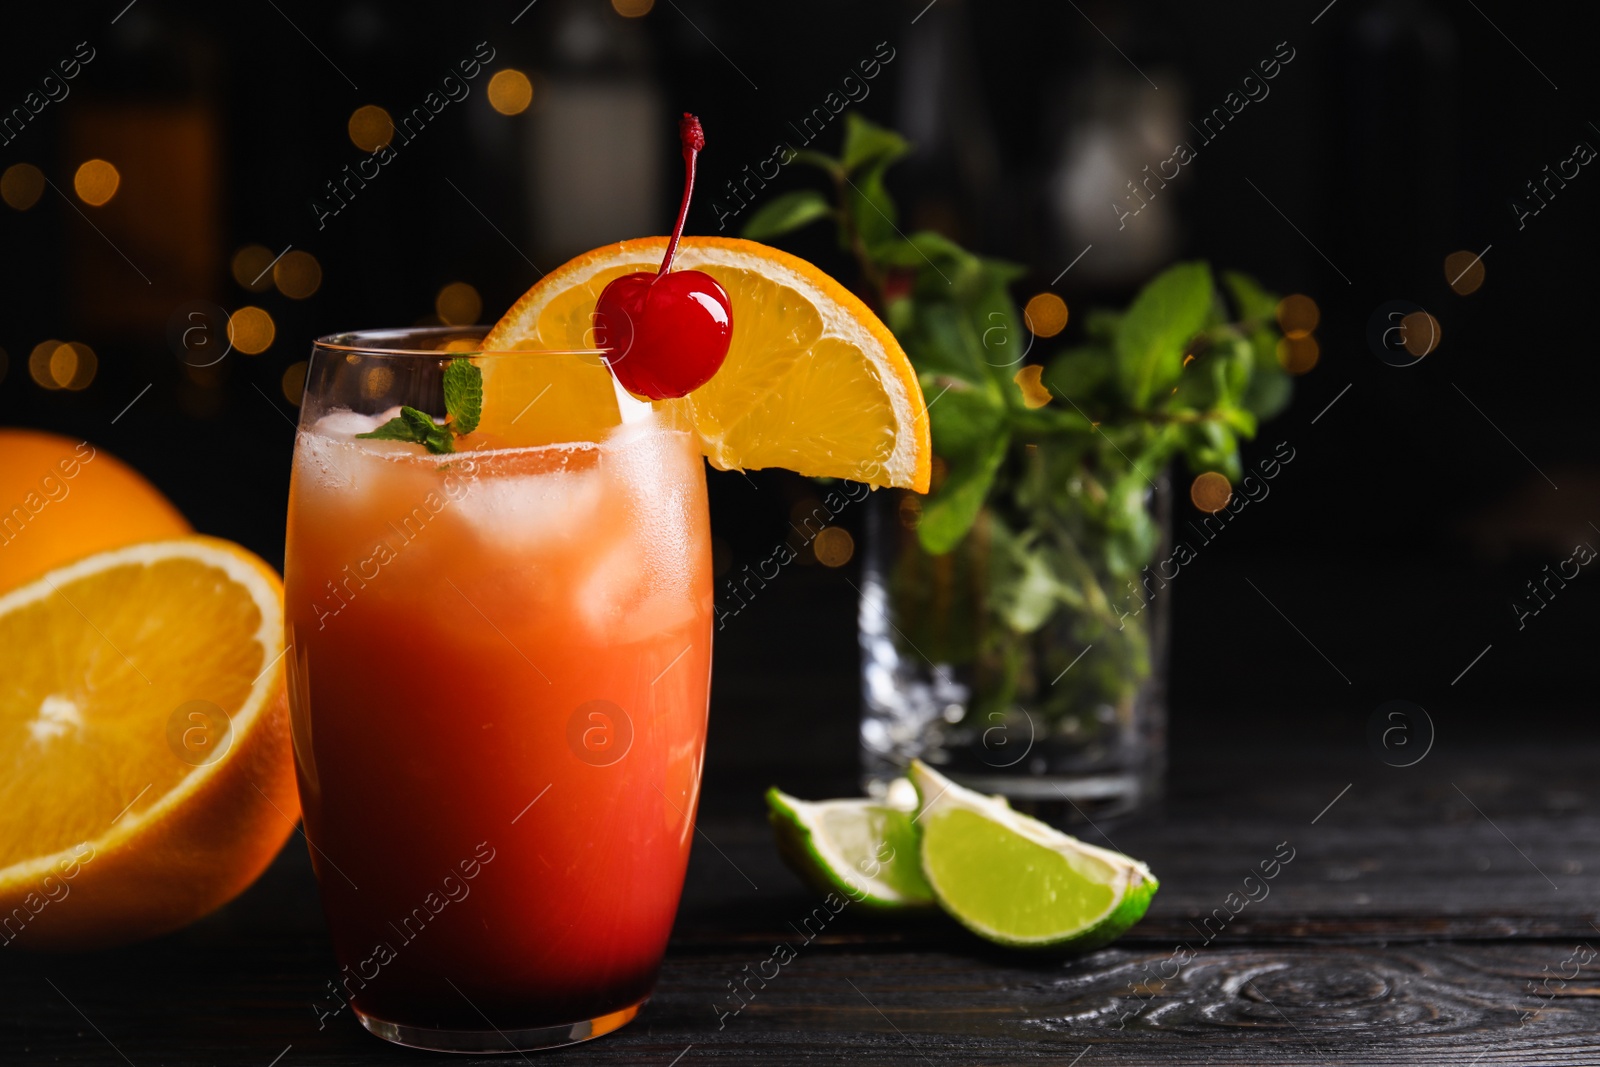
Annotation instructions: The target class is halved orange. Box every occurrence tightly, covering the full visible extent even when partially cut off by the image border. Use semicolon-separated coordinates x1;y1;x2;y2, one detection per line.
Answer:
0;538;298;949
0;430;191;593
481;236;931;492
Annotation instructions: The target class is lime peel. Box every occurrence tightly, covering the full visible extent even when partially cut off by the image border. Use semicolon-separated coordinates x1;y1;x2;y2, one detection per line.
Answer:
765;786;935;911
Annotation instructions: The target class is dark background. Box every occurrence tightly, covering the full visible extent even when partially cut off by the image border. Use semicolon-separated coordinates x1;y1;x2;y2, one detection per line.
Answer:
2;0;1593;783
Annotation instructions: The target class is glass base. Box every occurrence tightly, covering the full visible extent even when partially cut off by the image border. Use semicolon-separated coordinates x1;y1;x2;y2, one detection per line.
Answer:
356;997;646;1053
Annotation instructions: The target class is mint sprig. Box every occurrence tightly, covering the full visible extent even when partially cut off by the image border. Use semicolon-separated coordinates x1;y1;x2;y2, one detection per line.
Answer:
741;112;1296;557
441;356;482;434
358;406;455;453
357;358;483;454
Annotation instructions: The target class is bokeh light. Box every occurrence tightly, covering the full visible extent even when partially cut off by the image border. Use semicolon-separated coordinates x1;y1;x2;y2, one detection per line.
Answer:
1;163;45;211
231;244;277;292
1444;250;1486;296
66;343;98;390
1190;471;1233;513
73;159;120;206
282;361;309;406
436;282;483;325
487;70;534;116
814;526;854;568
227;307;276;355
274;250;322;300
1023;293;1069;338
1275;335;1320;375
28;341;62;390
347;105;395;152
1013;364;1053;408
362;365;396;399
1400;311;1441;358
1276;294;1319;339
612;0;654;15
51;342;97;390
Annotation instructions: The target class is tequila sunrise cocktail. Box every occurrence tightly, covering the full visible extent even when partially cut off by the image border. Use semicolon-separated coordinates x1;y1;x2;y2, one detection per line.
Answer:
284;112;930;1053
284;329;712;1051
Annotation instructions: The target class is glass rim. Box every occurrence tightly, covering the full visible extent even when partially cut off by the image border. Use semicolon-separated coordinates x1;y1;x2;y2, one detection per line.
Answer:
313;325;604;359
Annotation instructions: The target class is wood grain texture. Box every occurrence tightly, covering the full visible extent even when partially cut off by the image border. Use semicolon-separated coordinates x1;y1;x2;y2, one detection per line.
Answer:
3;747;1598;1064
9;936;1600;1065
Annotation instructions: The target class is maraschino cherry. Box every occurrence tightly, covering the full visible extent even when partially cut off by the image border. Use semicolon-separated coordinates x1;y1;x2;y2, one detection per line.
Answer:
593;114;733;400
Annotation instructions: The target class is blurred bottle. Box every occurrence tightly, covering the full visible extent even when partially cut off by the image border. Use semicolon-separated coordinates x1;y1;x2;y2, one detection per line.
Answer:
1043;0;1184;289
523;0;663;262
892;0;1002;250
63;6;223;336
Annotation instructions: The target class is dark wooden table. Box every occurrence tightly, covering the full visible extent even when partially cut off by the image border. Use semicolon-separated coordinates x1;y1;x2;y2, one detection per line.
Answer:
6;745;1599;1065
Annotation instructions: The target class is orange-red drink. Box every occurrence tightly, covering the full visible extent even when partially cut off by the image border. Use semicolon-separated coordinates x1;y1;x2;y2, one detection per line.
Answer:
284;330;712;1052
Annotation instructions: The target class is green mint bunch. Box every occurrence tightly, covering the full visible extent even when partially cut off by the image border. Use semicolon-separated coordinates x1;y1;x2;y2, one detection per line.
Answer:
743;112;1298;652
357;357;483;455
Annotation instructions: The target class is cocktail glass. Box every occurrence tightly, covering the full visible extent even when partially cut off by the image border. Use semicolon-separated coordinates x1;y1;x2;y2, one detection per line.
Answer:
284;327;712;1052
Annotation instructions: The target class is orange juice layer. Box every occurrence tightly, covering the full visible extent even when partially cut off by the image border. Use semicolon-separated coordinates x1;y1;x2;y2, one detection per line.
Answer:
285;414;712;1030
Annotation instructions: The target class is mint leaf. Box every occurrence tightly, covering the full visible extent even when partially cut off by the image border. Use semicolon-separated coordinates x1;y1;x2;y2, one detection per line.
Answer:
843;156;899;254
918;429;1009;555
790;148;843;175
443;357;482;435
1114;262;1214;408
1046;346;1114;400
400;406;439;440
421;425;455;454
917;388;1010;554
1179;420;1240;481
357;405;455;454
909;304;986;384
742;190;833;240
985;519;1066;634
875;231;975;271
967;269;1031;394
1222;270;1278;329
929;386;1006;459
357;360;475;456
1243;364;1293;420
1083;308;1123;344
357;407;428;444
840;112;910;174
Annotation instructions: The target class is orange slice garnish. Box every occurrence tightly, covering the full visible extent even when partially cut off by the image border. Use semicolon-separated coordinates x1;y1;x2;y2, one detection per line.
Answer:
482;236;930;492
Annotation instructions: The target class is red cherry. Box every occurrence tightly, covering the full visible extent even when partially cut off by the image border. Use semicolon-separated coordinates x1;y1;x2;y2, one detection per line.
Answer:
594;268;732;399
593;113;734;400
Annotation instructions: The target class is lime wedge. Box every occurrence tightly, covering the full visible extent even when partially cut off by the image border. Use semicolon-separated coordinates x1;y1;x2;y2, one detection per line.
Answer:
909;760;1158;949
766;785;935;910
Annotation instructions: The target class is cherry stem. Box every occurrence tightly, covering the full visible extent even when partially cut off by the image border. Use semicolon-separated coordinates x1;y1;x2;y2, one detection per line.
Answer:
657;113;704;278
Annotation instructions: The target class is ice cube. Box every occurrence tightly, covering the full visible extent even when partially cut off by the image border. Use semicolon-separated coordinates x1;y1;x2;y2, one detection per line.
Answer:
314;407;402;439
293;430;363;493
624;595;702;645
576;534;650;641
600;423;699;599
294;407;423;497
453;464;606;553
